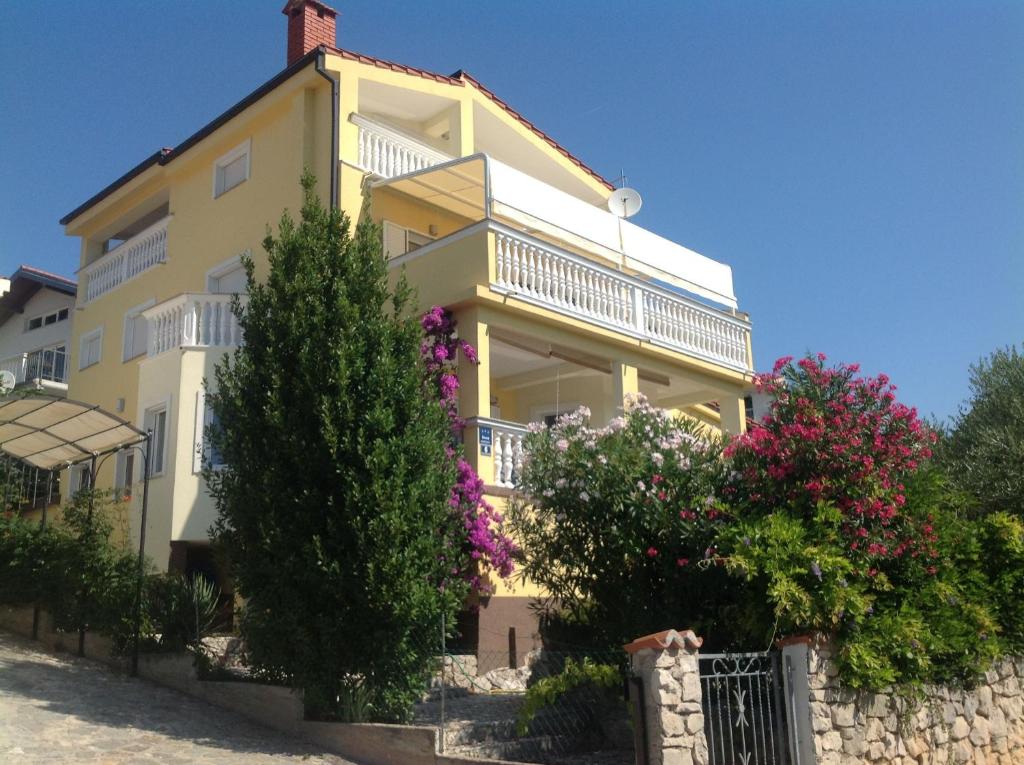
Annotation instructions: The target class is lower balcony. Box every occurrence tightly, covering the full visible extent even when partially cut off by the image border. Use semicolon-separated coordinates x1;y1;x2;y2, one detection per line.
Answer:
456;326;749;492
0;345;69;395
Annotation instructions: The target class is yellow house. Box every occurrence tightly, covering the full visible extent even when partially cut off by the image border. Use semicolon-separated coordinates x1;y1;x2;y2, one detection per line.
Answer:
59;0;753;658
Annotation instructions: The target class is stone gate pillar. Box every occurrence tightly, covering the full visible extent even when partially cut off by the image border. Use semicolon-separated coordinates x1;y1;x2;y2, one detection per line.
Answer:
624;629;709;765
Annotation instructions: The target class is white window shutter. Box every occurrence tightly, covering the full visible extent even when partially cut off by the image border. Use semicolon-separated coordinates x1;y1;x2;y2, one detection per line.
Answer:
383;221;408;259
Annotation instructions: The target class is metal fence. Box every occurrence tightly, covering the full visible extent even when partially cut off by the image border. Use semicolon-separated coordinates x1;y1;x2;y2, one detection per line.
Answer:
415;643;636;765
699;651;790;765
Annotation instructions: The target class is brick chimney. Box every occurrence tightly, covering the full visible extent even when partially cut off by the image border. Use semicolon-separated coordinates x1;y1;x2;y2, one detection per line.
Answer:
283;0;338;66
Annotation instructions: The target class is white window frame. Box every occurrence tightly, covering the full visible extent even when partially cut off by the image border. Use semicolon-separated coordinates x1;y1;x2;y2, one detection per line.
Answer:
205;253;248;294
193;390;226;473
114;449;137;499
70;464;92;495
143;397;171;478
79;327;104;370
25;307;69;333
122;298;156;362
212;139;251;198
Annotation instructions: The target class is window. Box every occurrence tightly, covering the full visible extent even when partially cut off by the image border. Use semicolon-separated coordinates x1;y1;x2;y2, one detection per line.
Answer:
26;307;68;332
382;221;434;259
79;327;103;370
123;300;155;361
26;344;67;383
193;391;226;473
71;464;91;496
206;254;248;294
213;139;251;198
114;450;136;499
145;403;169;476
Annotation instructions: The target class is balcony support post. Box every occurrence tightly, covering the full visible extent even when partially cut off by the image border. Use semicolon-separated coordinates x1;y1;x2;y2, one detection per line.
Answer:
456;309;492;483
612;360;639;414
719;396;747;436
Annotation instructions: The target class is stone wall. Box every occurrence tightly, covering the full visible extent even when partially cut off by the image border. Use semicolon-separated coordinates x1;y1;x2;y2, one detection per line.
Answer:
797;634;1024;765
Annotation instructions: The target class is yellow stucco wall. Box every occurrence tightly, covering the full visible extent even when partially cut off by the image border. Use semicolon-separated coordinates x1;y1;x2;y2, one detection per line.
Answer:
61;51;749;588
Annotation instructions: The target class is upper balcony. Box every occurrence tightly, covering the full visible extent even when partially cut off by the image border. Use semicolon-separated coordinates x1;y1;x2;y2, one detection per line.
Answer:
80;214;170;304
370;155;753;373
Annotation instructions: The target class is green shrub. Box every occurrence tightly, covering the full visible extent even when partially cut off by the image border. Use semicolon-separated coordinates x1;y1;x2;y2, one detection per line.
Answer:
516;658;622;736
147;573;221;651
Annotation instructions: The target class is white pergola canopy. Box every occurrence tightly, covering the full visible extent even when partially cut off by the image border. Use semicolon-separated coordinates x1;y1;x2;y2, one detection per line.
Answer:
373;154;739;309
0;395;147;471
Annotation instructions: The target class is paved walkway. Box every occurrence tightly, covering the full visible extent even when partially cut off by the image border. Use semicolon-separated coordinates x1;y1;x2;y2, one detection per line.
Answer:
0;631;359;764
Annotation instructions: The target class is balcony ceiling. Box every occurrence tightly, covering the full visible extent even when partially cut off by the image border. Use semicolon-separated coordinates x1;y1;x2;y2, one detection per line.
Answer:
490;339;565;381
359;80;457;123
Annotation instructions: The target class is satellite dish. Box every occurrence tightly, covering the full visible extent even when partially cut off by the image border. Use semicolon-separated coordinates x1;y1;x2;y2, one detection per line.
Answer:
607;187;643;219
0;370;15;396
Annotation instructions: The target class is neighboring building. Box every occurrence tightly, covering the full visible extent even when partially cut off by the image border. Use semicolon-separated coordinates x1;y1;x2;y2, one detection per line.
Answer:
0;266;77;397
59;1;754;657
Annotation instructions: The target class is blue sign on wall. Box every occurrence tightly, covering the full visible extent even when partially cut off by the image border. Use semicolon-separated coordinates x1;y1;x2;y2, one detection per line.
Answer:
479;426;492;456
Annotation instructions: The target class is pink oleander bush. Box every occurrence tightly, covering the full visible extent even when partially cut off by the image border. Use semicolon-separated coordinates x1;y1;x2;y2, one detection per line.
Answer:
420;306;517;593
508;395;740;648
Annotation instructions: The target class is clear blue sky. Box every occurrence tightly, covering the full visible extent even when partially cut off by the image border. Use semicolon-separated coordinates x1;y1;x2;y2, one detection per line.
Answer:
1;1;1021;421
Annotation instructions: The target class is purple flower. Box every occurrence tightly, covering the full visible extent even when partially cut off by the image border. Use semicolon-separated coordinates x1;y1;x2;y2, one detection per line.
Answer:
811;562;822;581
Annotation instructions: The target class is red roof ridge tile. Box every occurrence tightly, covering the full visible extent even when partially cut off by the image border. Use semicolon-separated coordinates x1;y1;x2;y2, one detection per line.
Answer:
624;628;704;654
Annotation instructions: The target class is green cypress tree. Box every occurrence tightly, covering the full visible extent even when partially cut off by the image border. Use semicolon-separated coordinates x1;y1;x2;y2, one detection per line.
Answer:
207;173;465;721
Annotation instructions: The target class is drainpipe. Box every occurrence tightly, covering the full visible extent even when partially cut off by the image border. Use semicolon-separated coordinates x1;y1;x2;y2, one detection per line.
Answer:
315;47;340;209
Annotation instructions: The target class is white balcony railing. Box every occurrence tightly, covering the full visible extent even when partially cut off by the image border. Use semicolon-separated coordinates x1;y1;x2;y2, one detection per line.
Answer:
0;347;68;387
0;354;27;385
352;114;451;179
82;215;170;303
470;417;528;489
143;293;244;358
492;225;752;371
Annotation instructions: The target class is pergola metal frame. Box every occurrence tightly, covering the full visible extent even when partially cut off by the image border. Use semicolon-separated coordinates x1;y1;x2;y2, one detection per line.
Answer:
0;394;153;676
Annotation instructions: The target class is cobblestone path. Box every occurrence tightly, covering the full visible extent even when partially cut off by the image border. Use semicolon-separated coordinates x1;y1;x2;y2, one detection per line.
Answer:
0;632;359;764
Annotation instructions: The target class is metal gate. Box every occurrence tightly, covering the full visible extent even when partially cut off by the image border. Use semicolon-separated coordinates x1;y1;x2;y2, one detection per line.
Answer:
699;651;791;765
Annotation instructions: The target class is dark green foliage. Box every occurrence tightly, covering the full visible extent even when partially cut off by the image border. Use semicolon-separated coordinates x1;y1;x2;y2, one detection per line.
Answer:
0;491;220;656
976;512;1024;651
147;573;221;652
939;345;1024;518
45;490;140;650
206;173;464;722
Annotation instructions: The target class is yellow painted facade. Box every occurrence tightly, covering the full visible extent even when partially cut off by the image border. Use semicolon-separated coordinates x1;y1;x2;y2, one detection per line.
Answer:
61;30;753;632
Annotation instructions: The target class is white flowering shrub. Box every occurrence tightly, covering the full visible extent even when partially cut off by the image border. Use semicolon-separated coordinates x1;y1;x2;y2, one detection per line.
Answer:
509;394;744;648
